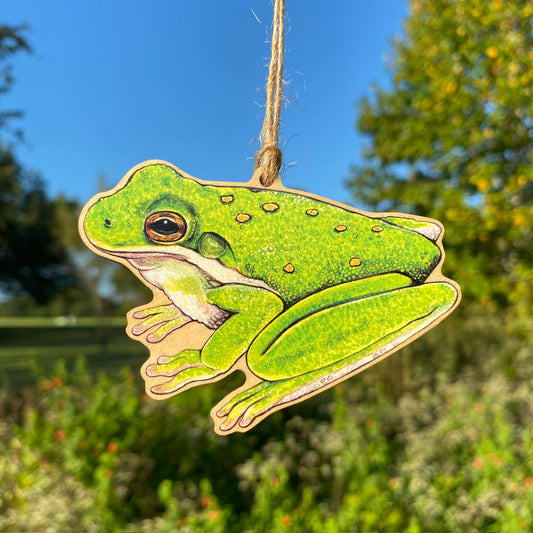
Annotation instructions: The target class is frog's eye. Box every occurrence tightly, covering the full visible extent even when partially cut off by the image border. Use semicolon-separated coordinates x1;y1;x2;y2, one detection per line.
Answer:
144;211;187;244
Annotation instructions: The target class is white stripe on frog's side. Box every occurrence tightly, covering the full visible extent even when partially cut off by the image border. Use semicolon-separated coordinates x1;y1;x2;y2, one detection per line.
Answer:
412;223;441;242
98;244;276;329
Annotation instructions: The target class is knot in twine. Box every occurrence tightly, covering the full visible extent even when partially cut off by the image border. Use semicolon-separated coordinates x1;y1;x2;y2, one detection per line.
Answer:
253;0;285;188
253;144;283;187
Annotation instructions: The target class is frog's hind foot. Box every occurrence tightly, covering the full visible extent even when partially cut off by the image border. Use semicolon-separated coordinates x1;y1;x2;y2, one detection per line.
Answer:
215;381;276;432
215;377;323;432
145;350;221;395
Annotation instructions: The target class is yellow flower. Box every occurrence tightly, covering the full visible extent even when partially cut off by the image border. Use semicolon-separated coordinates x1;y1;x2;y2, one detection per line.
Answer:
486;46;498;59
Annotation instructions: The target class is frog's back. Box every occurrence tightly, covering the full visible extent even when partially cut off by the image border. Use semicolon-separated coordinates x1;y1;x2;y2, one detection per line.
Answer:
194;183;441;306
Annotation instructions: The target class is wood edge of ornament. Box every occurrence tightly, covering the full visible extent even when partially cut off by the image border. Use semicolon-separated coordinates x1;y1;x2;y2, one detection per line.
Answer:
78;159;462;435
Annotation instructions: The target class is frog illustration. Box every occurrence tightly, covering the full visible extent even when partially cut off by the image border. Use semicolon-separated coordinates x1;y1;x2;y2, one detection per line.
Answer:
80;160;459;433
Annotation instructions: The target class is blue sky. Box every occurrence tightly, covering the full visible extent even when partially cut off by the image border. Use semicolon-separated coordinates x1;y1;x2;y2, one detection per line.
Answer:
3;1;407;206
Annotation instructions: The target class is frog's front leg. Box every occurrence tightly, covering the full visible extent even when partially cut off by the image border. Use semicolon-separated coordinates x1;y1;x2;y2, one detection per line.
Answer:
146;284;284;395
216;274;458;432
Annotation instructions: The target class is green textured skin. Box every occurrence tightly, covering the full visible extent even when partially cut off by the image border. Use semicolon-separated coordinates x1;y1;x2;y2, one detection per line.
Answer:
81;162;459;432
84;164;441;305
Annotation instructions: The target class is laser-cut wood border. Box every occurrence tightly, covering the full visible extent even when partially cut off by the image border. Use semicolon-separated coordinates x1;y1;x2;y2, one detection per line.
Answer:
79;159;461;434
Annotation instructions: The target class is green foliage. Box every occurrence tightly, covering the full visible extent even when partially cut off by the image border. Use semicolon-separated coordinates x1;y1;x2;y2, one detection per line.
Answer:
0;24;30;141
0;148;80;303
348;0;533;310
0;24;82;303
0;424;108;532
1;310;532;531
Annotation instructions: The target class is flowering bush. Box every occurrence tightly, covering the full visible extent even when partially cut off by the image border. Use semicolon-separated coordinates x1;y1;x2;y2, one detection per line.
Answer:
1;309;532;532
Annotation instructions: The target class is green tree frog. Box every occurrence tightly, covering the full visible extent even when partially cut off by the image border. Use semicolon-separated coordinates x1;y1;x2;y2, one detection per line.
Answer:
80;161;459;433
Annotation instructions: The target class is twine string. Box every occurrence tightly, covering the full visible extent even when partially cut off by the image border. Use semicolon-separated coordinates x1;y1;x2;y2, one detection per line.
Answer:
253;0;285;187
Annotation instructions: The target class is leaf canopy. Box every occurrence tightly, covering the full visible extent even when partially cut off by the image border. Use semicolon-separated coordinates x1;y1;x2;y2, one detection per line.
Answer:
349;0;533;309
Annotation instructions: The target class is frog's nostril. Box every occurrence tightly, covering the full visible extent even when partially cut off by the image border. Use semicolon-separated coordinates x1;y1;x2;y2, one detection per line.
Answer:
104;219;112;227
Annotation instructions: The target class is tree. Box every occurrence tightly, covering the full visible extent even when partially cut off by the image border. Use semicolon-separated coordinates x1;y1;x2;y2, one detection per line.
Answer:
0;149;78;303
348;0;533;310
0;24;78;303
0;24;30;142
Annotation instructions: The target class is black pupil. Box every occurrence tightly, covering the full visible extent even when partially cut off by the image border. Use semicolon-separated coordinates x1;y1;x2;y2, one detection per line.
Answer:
150;218;179;235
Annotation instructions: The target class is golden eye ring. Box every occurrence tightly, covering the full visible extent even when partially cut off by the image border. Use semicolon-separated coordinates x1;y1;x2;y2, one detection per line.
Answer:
144;211;187;244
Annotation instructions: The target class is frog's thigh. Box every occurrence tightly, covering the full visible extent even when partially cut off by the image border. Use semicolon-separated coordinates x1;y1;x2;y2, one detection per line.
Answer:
247;281;458;381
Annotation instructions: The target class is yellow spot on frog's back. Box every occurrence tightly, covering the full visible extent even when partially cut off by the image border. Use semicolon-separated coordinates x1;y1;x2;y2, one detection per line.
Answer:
283;263;295;274
334;225;347;233
372;225;384;233
306;209;319;216
236;213;251;223
220;195;234;204
261;202;279;212
349;258;362;267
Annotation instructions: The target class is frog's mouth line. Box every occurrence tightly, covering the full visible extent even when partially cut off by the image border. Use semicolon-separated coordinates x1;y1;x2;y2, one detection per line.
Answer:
92;243;274;293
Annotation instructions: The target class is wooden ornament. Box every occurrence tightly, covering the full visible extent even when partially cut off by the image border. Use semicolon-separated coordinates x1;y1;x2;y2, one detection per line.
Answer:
79;160;460;434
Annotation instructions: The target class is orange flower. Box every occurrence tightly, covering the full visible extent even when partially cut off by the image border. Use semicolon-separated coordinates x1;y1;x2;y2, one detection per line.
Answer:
53;377;63;387
524;477;533;487
42;380;54;391
201;497;212;509
270;477;279;488
54;430;66;441
281;515;291;526
473;457;483;469
207;510;219;521
107;442;118;453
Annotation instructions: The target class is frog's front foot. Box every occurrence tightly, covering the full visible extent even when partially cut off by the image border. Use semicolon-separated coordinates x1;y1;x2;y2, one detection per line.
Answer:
145;350;221;395
130;304;191;343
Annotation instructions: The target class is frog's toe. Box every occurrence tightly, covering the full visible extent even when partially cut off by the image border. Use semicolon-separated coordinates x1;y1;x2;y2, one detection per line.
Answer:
132;305;170;320
150;366;220;395
146;317;190;342
130;304;190;342
156;355;174;364
145;350;201;377
216;382;270;417
217;382;273;431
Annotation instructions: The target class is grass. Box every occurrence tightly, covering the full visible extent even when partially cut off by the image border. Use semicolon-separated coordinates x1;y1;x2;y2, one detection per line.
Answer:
0;316;126;328
0;316;147;390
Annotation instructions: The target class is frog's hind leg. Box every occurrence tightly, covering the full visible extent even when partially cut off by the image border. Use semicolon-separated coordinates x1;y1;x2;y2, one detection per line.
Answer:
215;280;458;433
